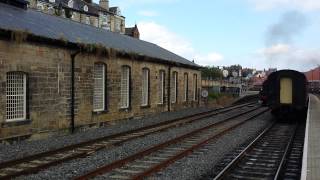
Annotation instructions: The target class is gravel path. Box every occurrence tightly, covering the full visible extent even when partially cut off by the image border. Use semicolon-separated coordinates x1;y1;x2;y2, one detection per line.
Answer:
0;107;211;163
15;105;256;180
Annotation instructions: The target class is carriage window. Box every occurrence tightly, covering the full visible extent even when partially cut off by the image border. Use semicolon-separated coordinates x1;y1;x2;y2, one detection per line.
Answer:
158;70;165;104
184;73;188;102
6;72;27;121
171;72;178;103
93;63;106;112
120;66;130;108
141;68;149;106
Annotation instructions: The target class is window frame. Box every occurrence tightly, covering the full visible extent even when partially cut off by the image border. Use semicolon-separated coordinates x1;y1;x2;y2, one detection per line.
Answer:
193;74;198;101
158;70;165;104
184;73;188;102
6;72;27;122
120;65;131;109
171;71;178;103
93;63;106;112
141;68;150;106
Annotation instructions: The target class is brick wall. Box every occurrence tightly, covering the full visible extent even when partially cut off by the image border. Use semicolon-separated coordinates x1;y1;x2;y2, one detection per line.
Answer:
0;40;201;139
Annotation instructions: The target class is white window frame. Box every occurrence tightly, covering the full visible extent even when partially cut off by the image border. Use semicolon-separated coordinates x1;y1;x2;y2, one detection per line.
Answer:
120;66;130;108
6;72;27;122
68;0;73;8
93;63;105;112
141;68;149;106
158;70;165;104
193;74;198;101
184;73;188;102
83;5;88;12
171;72;177;103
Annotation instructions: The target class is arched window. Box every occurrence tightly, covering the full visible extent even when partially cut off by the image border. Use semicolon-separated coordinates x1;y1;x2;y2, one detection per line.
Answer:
193;74;198;101
184;73;188;102
171;72;178;103
120;66;130;108
141;68;149;106
93;63;106;112
158;70;165;104
6;72;27;121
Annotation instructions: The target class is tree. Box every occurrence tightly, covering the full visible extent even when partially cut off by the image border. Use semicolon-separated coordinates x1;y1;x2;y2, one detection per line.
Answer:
201;66;223;80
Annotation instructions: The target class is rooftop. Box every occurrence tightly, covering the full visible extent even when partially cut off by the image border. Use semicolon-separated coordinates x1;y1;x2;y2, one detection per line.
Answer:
0;2;199;68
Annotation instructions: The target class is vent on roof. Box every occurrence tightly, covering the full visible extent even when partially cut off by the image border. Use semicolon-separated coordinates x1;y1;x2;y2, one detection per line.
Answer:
0;0;28;9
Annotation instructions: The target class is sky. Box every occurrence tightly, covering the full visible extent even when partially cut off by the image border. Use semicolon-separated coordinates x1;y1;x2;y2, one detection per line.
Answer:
94;0;320;72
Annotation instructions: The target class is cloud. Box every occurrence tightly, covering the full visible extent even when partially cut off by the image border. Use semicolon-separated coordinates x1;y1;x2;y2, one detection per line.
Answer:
248;0;320;11
194;53;224;66
258;43;290;56
138;10;159;17
137;21;224;66
265;11;308;46
256;43;320;70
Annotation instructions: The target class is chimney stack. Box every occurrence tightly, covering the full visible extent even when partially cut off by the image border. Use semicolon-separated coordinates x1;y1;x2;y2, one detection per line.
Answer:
99;0;109;10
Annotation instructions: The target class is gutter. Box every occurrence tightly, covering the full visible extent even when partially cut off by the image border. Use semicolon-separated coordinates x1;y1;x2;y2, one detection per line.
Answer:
70;50;80;133
167;66;171;112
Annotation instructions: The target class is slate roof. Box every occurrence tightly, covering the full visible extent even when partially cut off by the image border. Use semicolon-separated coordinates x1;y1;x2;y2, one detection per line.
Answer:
0;3;199;68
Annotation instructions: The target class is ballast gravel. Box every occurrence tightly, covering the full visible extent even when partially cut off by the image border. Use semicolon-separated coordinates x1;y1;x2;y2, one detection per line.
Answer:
15;105;261;180
0;107;212;163
148;112;274;180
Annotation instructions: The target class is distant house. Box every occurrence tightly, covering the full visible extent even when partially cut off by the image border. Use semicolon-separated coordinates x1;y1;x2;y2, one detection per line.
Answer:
27;0;126;34
125;24;140;39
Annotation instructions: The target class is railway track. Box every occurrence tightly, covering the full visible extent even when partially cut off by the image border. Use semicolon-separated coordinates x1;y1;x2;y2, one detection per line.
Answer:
213;122;305;180
0;102;256;179
74;107;269;180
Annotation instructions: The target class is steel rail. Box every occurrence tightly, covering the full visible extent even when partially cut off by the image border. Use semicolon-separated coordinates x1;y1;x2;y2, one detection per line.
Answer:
0;102;256;179
273;123;298;180
213;122;298;180
74;107;268;180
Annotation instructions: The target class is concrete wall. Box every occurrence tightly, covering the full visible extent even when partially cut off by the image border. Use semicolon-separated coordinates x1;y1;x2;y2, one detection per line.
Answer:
0;40;200;139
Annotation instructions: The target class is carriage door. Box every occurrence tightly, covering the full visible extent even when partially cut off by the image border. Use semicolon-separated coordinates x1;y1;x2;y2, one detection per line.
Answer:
280;78;293;104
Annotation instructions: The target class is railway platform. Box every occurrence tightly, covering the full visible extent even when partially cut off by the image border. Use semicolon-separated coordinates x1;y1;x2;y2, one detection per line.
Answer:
301;94;320;180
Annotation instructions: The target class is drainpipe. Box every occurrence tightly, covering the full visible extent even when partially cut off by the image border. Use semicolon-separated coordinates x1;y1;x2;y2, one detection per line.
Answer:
70;50;80;133
167;66;171;112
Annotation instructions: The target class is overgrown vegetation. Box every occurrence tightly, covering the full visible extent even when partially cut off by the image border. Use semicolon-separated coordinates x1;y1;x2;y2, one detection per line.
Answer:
201;66;223;80
10;30;29;43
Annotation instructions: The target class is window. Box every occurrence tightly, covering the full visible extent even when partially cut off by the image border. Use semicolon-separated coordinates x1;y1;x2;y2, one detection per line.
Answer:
6;72;27;121
93;63;105;112
83;5;88;12
85;16;90;25
158;70;165;104
171;72;178;103
193;74;198;101
115;19;121;32
101;15;110;30
68;0;73;8
120;66;130;108
141;68;149;106
184;73;188;102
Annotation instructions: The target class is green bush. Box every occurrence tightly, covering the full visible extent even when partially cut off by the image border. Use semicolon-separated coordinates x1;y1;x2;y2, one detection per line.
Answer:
208;92;221;100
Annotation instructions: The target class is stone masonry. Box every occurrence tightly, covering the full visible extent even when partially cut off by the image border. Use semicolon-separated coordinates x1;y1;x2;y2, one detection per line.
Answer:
0;39;201;140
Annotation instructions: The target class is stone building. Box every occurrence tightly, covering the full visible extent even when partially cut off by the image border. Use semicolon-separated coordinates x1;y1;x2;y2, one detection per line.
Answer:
0;1;201;141
27;0;126;34
125;24;140;39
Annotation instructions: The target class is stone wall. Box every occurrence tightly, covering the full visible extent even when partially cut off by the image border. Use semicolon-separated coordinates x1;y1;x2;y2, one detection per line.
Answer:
0;40;201;139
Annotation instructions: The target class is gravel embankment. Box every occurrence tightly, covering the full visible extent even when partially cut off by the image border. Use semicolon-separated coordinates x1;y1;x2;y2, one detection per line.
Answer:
15;106;256;179
0;107;211;163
